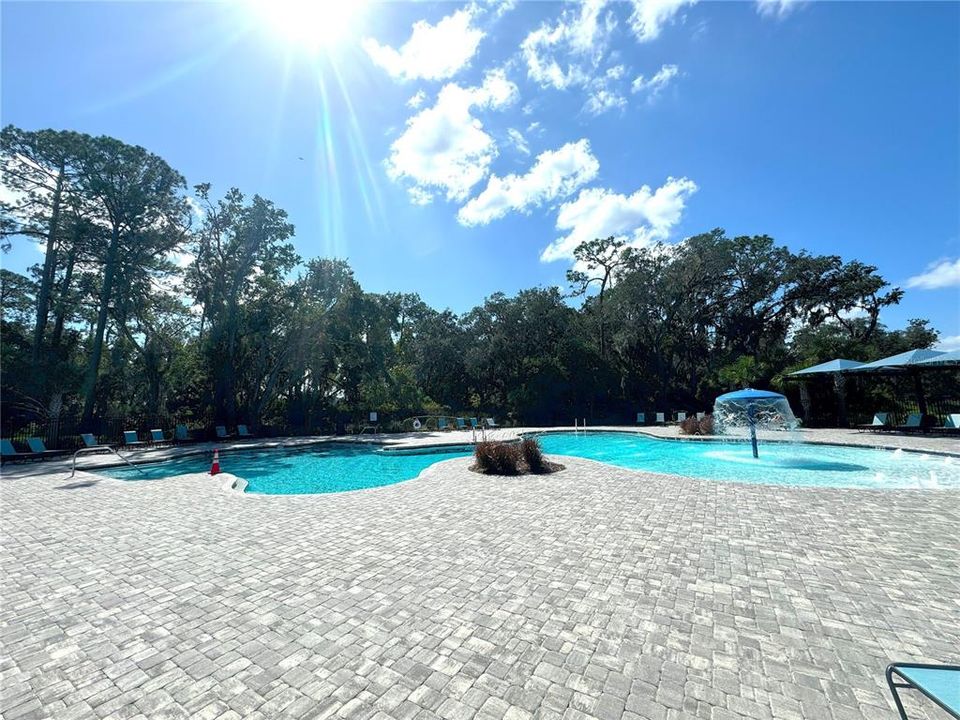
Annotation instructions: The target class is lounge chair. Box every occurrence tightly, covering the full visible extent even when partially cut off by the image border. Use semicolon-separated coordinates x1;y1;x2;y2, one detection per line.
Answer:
437;417;449;431
81;433;113;453
81;433;107;448
456;418;468;431
26;437;68;458
123;430;147;448
174;424;192;443
895;413;926;433
149;429;172;446
696;412;705;420
485;418;499;428
676;412;687;422
1;439;38;463
938;414;960;436
215;425;234;440
636;412;645;424
656;412;665;425
886;662;960;719
857;412;891;433
469;417;480;429
237;424;254;439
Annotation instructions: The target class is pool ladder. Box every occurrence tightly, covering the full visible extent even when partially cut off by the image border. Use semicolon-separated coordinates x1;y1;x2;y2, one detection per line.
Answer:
70;446;146;479
574;418;587;434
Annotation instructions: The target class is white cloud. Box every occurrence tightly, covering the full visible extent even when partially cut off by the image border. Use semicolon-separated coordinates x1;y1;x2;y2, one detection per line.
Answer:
506;128;530;155
628;0;697;42
407;90;427;109
386;70;519;203
458;139;600;226
906;258;960;290
168;250;196;269
631;63;679;101
185;196;205;220
541;177;698;261
584;65;629;115
521;0;615;90
756;0;803;19
584;88;627;115
0;182;26;213
363;8;485;82
936;335;960;351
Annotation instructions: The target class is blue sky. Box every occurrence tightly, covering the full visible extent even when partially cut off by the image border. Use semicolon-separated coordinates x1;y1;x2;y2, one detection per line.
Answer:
2;0;958;345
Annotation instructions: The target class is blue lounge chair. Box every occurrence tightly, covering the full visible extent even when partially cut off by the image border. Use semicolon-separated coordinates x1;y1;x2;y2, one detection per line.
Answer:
896;413;926;433
485;418;499;429
1;439;36;463
636;412;645;424
123;431;146;448
27;437;67;458
676;412;687;422
469;417;479;429
237;424;254;439
886;663;960;719
941;414;960;436
456;418;468;431
437;417;449;431
857;412;891;432
215;425;234;440
82;433;105;449
656;412;665;424
149;429;173;446
174;424;192;443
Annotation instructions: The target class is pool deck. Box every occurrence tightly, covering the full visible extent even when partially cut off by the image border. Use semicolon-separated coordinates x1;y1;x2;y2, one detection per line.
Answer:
1;428;959;720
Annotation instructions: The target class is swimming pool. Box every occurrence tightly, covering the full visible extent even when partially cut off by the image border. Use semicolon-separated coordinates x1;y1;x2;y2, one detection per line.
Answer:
100;443;472;495
98;433;960;494
534;431;960;489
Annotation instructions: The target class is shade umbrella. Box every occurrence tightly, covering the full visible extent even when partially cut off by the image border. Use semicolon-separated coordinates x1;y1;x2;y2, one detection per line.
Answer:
788;359;865;375
714;388;789;458
915;349;960;366
850;348;945;371
849;348;946;416
788;358;865;427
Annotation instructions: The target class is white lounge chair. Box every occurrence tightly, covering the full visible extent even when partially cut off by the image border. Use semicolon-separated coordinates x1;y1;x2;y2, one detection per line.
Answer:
485;418;499;428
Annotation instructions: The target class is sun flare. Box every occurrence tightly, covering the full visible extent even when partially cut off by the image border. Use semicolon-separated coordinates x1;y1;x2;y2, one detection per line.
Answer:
246;0;366;51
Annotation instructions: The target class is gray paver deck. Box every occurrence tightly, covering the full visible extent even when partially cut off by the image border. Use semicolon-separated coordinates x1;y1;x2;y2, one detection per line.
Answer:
2;439;959;719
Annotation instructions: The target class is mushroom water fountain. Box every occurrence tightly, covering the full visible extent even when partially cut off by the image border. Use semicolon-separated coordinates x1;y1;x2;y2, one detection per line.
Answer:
713;388;799;458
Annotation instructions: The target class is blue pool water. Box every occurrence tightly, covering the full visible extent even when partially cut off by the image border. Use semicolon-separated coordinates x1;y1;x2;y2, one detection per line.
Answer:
534;432;960;489
101;443;472;495
99;433;960;494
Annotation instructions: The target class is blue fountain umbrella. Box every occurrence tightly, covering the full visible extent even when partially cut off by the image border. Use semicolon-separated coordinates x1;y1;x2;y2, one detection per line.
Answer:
715;388;788;404
714;388;789;458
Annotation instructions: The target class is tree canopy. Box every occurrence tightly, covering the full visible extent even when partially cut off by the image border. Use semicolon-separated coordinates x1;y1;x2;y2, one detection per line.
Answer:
0;125;945;435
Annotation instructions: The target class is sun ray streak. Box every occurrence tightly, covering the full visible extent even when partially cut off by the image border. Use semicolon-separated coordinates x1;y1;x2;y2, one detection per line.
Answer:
315;71;345;257
326;56;388;235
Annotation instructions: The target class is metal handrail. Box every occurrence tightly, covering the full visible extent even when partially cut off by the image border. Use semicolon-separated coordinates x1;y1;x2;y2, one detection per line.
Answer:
71;446;145;478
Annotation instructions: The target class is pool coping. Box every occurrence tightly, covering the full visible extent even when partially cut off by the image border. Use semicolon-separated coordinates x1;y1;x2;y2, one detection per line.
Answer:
83;429;960;497
527;427;960;459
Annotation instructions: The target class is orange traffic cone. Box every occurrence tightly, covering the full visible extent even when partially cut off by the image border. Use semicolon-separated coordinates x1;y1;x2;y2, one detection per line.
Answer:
210;449;221;476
